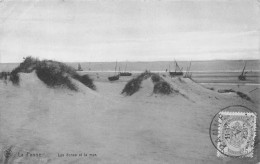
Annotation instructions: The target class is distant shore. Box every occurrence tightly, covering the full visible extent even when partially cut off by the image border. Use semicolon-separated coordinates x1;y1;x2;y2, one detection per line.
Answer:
1;60;260;72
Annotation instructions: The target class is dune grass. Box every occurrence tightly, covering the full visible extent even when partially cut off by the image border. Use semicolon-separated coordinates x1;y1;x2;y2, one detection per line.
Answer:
236;91;252;102
72;74;96;90
153;81;173;95
9;71;20;85
151;74;173;95
151;73;162;83
0;72;9;80
8;56;96;91
122;71;174;96
9;56;38;85
121;71;151;96
35;64;78;91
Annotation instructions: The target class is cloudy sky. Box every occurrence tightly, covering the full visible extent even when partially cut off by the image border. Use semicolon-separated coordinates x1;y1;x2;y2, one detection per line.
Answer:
0;0;259;63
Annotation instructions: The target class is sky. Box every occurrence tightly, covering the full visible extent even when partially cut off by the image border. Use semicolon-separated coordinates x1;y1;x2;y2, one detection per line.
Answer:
0;0;259;63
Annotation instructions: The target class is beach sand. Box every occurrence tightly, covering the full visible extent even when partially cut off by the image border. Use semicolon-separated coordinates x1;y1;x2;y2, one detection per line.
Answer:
0;71;259;164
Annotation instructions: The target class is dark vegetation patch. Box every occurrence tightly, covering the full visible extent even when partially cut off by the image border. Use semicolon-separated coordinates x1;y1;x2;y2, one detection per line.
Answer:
121;71;151;96
9;56;38;85
153;81;173;95
236;91;252;102
72;74;96;90
7;56;96;91
0;71;10;81
121;78;141;96
35;64;78;91
207;87;215;91
151;74;174;95
122;71;174;96
218;89;253;102
9;71;20;85
151;73;162;83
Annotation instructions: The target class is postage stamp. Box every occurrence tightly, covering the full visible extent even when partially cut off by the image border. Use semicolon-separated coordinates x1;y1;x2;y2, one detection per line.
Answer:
216;111;257;158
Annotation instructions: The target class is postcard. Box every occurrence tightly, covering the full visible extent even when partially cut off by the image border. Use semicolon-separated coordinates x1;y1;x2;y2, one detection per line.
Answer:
0;0;259;163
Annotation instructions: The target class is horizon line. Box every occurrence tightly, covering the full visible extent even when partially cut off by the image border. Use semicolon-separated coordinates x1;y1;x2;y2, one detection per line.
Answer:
1;59;260;64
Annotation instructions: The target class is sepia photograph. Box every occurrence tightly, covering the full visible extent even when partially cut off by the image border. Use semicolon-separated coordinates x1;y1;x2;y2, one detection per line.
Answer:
0;0;259;163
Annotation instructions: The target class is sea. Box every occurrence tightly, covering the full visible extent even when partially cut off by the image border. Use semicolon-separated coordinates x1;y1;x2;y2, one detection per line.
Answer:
1;60;259;84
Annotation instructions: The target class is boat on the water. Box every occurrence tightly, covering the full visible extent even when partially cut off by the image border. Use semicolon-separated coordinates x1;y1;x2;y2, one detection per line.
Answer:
169;60;183;77
108;61;120;81
108;74;120;81
183;61;192;78
238;61;247;81
77;63;83;71
119;62;132;76
119;72;132;76
169;72;183;76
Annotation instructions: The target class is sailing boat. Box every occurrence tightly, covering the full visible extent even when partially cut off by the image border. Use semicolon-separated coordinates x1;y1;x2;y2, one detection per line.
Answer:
108;61;120;81
183;61;192;78
119;62;132;76
77;63;83;71
169;60;183;77
238;61;247;81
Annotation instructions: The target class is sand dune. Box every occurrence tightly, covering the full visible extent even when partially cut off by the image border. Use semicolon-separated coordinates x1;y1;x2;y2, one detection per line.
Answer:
0;70;259;164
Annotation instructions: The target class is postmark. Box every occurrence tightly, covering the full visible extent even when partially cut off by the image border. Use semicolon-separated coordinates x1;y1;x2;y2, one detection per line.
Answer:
209;105;257;158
